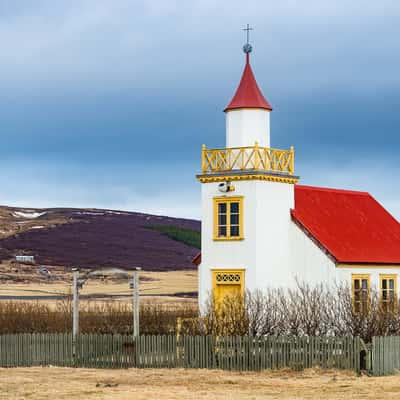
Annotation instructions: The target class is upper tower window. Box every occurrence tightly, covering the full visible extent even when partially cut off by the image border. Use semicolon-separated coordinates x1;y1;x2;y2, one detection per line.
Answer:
213;197;243;240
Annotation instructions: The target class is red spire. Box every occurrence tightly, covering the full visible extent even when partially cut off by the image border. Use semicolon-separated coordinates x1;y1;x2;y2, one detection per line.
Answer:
224;54;272;112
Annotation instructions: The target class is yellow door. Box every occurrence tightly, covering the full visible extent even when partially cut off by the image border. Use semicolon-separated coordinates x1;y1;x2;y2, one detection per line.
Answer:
212;270;245;305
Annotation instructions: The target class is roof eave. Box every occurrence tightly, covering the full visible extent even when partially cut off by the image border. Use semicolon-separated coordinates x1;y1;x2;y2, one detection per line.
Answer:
224;105;273;113
290;210;338;264
291;209;400;266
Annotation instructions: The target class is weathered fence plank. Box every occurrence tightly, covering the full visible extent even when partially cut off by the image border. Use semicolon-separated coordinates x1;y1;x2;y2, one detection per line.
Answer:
370;336;400;376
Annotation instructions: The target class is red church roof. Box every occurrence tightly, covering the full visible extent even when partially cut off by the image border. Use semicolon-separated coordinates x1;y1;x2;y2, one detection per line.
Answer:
224;54;273;112
292;185;400;264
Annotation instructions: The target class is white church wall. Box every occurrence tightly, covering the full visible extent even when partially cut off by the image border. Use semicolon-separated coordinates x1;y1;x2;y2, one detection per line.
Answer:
289;222;400;297
289;222;337;286
199;186;400;308
198;179;295;306
332;267;400;296
253;181;295;290
199;180;257;307
226;109;270;148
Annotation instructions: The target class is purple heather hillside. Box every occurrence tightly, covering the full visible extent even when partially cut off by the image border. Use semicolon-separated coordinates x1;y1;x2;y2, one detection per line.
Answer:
0;209;200;271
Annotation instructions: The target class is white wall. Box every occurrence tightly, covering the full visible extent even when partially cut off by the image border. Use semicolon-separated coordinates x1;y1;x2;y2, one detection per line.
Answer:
289;222;337;286
289;221;400;296
199;191;400;309
253;181;295;290
226;109;270;148
198;179;295;307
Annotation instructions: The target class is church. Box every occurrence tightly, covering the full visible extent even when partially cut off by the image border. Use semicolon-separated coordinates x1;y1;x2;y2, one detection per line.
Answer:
193;37;400;313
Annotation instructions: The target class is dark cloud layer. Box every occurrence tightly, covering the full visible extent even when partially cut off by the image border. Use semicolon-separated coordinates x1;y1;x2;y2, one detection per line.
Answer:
0;1;399;218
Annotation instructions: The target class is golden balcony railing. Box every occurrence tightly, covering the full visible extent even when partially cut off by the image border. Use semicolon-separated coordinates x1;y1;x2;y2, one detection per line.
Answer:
201;143;295;175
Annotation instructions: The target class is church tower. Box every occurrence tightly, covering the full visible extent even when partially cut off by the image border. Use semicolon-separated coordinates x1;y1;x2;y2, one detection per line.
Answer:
197;29;299;308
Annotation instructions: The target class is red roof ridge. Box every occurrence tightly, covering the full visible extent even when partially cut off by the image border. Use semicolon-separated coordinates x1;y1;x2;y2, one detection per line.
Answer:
224;54;272;112
296;184;370;196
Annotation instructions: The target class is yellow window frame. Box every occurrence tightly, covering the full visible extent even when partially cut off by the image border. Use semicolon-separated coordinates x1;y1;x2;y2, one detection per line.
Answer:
213;196;244;241
352;274;370;314
380;274;398;312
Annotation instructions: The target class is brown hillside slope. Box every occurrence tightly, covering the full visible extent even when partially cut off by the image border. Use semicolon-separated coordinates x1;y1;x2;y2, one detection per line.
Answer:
0;206;200;271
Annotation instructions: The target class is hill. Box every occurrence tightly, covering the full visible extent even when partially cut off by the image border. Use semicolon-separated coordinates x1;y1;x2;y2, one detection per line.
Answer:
0;206;200;271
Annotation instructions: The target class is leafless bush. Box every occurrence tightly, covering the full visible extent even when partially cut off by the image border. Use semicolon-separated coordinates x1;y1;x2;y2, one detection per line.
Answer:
0;301;197;335
2;282;400;342
246;288;285;336
201;282;400;342
201;293;248;336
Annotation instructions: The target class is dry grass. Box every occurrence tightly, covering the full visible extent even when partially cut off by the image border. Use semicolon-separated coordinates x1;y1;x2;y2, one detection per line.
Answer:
0;367;399;400
0;270;197;304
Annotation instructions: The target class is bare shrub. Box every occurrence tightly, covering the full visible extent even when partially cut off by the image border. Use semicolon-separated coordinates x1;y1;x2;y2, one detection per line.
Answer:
202;293;248;336
2;282;400;342
246;288;285;336
201;281;400;342
0;301;197;335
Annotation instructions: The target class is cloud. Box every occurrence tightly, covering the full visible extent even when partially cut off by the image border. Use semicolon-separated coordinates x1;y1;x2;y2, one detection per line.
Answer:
0;1;398;220
0;159;200;219
299;160;400;220
0;156;398;221
1;1;399;92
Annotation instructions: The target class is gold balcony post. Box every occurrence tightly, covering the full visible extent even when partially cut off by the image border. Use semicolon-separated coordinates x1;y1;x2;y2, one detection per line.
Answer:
202;144;207;173
227;148;232;170
240;147;245;169
289;146;294;175
254;141;260;170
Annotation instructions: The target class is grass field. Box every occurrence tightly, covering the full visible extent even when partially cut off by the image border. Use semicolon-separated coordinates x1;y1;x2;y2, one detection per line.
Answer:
0;270;197;305
0;367;398;400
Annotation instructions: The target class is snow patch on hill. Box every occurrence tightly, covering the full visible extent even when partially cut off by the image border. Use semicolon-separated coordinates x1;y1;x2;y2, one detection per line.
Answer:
75;211;105;216
12;211;46;219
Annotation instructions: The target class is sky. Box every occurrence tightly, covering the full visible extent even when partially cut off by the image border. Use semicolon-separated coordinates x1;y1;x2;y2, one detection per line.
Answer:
0;0;399;220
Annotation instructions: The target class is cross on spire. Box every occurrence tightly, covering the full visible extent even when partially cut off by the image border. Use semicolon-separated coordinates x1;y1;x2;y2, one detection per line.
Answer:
242;24;253;54
243;24;253;45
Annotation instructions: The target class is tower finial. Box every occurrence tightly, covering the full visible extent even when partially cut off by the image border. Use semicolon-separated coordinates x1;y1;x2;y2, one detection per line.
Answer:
243;24;253;54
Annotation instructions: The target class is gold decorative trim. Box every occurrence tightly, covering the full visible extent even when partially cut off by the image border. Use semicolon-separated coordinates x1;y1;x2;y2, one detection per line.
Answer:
213;237;244;241
337;263;400;269
201;144;295;175
197;174;299;184
213;196;244;241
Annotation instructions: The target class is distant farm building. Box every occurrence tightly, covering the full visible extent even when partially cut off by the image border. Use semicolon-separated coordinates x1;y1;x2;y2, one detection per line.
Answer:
15;255;35;264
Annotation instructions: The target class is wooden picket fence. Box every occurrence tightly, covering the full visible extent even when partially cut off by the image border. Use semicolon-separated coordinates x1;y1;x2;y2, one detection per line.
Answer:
0;334;361;372
0;334;133;368
370;336;400;376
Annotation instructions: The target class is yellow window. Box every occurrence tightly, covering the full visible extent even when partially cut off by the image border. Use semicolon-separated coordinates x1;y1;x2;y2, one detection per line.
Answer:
380;274;397;312
213;197;243;240
352;274;370;314
212;269;245;305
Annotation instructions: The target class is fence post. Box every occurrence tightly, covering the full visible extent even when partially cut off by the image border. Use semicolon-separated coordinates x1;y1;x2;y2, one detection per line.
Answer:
359;338;371;374
132;268;141;339
72;268;80;366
